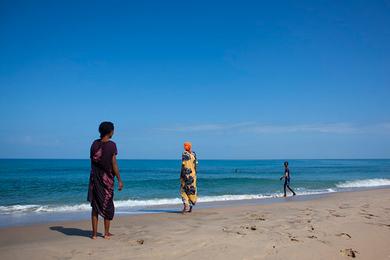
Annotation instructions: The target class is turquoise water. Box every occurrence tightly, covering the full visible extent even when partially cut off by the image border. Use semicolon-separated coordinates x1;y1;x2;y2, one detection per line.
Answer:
0;159;390;221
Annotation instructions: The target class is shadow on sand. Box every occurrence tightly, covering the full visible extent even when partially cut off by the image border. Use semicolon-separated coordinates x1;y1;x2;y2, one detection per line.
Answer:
49;226;101;238
137;209;182;214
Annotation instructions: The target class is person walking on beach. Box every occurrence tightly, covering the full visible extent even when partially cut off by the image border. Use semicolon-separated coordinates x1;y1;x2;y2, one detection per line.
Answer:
280;161;296;197
180;142;198;213
88;121;124;239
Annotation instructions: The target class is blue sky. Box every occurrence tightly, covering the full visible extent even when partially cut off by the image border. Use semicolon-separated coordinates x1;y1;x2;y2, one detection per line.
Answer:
0;0;389;159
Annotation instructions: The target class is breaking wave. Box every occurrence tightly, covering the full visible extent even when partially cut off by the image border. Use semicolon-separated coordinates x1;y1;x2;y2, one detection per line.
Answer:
0;189;336;215
336;178;390;188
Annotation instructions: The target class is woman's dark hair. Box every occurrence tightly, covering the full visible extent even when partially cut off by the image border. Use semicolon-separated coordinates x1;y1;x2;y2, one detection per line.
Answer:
99;121;114;138
284;161;289;167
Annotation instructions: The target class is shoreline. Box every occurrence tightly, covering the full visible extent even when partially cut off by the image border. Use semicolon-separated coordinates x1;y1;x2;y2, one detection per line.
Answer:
1;188;389;259
1;186;389;229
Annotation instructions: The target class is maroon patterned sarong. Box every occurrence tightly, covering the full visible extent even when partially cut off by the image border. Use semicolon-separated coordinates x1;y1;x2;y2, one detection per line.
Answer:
87;139;118;220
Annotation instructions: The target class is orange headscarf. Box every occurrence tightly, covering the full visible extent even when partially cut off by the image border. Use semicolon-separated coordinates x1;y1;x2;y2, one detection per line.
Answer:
184;142;192;151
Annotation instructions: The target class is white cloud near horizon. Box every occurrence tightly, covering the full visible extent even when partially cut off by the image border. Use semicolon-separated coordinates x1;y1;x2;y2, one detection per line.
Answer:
160;122;390;134
159;122;255;132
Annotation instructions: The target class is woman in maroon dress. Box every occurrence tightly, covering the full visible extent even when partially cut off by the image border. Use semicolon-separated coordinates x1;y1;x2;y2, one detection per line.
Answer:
88;121;123;239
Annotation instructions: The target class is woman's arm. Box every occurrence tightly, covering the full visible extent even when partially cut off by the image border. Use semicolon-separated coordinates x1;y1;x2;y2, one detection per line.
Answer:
112;155;123;191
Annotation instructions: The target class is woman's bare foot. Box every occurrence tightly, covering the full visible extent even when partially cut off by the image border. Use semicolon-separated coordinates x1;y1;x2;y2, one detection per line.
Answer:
91;235;97;240
188;205;193;213
104;233;111;240
182;205;189;214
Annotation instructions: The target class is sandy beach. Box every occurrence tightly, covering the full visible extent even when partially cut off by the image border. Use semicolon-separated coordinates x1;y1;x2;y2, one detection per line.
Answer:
0;188;389;260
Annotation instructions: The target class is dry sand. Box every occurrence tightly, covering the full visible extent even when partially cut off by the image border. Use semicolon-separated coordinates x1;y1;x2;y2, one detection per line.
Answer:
1;189;389;260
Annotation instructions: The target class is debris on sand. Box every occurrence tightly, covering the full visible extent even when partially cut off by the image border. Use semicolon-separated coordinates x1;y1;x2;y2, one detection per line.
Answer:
336;233;351;239
240;225;257;231
340;248;358;258
249;214;266;221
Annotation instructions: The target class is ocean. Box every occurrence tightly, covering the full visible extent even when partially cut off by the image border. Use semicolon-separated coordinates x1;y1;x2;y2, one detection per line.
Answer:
1;159;390;227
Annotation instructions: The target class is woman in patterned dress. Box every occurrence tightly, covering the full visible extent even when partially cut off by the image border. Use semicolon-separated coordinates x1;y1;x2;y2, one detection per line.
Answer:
180;142;198;213
88;121;124;239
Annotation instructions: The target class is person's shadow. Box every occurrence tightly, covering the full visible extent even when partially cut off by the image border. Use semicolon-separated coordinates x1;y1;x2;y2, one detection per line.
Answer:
137;209;182;214
49;226;102;238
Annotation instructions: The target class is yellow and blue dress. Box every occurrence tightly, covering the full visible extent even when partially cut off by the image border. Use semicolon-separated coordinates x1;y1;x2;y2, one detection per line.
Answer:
180;151;198;206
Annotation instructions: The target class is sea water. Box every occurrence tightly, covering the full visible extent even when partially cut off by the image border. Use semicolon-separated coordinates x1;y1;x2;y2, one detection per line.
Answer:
0;159;389;226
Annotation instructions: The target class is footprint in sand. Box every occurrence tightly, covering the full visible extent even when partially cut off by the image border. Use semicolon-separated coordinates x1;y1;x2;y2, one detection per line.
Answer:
129;239;145;246
240;225;257;231
249;213;267;221
336;233;351;239
305;209;314;216
307;235;317;239
340;248;358;258
339;204;352;209
318;239;330;245
327;209;345;217
287;233;300;242
222;227;246;236
360;211;378;219
327;210;345;217
376;223;390;228
332;213;346;218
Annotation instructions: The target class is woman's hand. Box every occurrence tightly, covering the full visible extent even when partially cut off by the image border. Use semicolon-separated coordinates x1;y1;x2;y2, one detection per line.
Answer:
112;155;123;191
118;180;124;191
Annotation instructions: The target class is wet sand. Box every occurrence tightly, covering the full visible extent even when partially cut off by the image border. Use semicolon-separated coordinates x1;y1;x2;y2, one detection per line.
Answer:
0;188;389;259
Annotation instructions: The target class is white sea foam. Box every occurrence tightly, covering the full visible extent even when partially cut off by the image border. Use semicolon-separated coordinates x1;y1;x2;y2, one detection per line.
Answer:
336;178;390;188
0;189;337;215
0;204;91;214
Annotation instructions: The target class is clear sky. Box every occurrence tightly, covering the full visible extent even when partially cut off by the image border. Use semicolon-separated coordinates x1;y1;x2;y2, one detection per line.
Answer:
0;0;389;159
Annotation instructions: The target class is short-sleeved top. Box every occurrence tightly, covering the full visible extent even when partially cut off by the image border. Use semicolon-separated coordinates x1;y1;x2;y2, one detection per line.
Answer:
285;168;290;179
90;139;118;173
